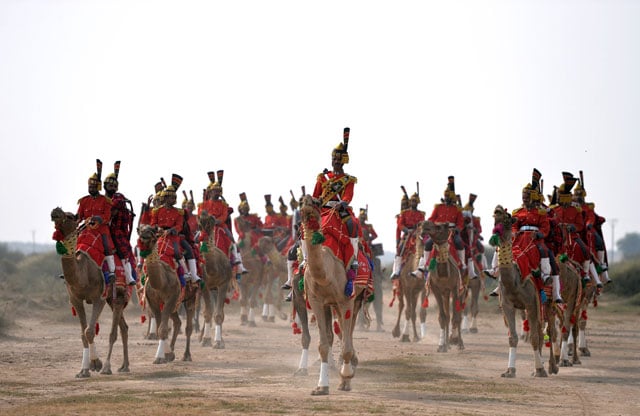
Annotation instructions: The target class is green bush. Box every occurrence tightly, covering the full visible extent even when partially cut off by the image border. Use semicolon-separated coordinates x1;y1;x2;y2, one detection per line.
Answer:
608;257;640;297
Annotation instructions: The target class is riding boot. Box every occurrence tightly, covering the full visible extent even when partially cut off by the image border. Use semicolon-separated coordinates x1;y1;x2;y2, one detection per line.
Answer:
457;249;467;274
540;257;552;285
588;262;604;288
411;252;427;278
232;244;249;274
483;250;499;279
349;237;359;275
105;255;116;282
390;255;403;280
597;250;611;283
581;260;591;283
467;258;478;279
123;260;136;286
552;275;563;303
187;258;202;282
178;258;189;284
282;260;294;290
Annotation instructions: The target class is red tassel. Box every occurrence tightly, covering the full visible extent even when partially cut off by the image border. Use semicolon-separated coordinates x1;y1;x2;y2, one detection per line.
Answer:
593;298;598;307
140;315;146;324
232;290;239;300
422;297;429;308
306;299;311;310
523;319;530;332
160;303;164;312
570;315;576;325
95;322;100;336
345;310;351;320
71;306;77;317
455;300;462;312
545;341;551;348
581;310;588;321
562;326;567;334
224;298;230;304
483;295;489;301
333;320;341;335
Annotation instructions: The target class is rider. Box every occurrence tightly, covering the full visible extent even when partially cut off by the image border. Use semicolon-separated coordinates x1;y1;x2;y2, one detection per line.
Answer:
412;176;466;278
76;159;117;282
461;193;485;280
391;186;425;280
281;187;306;297
312;127;359;286
103;161;137;286
573;171;611;285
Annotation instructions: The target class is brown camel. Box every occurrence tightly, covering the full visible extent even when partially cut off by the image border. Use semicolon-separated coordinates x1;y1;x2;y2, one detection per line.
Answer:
553;258;582;366
462;276;483;334
257;236;288;322
51;207;107;378
197;212;233;349
420;220;465;352
391;225;427;343
235;223;265;327
299;195;365;395
137;225;197;363
491;205;554;377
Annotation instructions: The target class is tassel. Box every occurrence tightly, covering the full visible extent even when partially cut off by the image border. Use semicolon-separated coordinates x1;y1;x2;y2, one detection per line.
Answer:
455;299;462;312
55;241;68;255
139;249;151;258
581;310;588;320
200;241;209;253
224;298;230;304
95;322;100;336
298;277;305;291
562;326;567;334
540;290;547;303
544;333;550;348
140;315;146;324
559;253;569;263
428;258;437;272
232;290;239;300
71;306;77;316
422;296;429;308
333;320;341;335
522;319;530;332
367;293;375;303
345;310;351;320
344;280;353;297
570;315;576;325
306;299;311;310
593;298;598;307
311;231;325;245
489;233;500;247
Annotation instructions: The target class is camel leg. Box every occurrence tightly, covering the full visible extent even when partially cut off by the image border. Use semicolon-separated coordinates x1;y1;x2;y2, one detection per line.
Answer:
153;303;170;364
118;314;130;372
409;293;420;342
82;299;106;376
167;311;181;363
546;309;559;375
294;281;311;376
310;303;331;396
392;284;404;339
213;282;228;349
200;288;214;346
337;300;356;392
419;292;428;339
101;303;121;375
527;307;548;377
73;303;92;378
182;292;196;361
501;302;518;378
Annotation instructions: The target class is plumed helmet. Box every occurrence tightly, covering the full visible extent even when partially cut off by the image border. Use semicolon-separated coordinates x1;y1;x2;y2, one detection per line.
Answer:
104;161;120;190
558;171;577;204
289;190;299;210
463;193;477;213
400;185;409;210
523;168;542;201
238;192;250;212
88;159;103;191
163;173;183;197
573;170;587;198
278;196;287;212
264;194;273;209
331;127;350;164
444;176;456;200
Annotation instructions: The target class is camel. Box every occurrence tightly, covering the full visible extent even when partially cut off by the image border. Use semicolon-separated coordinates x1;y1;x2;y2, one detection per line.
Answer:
51;207;108;378
553;258;582;367
299;195;365;395
236;227;266;327
197;212;233;349
137;224;197;363
419;220;465;352
257;236;288;322
491;205;555;377
462;276;483;334
391;226;427;342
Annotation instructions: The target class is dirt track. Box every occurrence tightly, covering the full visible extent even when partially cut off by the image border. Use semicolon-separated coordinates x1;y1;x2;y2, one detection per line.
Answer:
0;285;638;416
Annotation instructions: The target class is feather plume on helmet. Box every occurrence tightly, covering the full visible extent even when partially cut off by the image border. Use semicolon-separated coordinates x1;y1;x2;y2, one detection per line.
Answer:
331;127;350;164
104;160;120;190
88;159;103;191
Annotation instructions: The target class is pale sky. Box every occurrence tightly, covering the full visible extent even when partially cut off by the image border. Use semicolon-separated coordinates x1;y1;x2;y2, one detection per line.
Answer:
1;1;639;261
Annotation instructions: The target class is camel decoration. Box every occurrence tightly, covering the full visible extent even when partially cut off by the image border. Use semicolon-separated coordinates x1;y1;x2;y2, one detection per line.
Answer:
490;205;556;377
137;224;198;363
419;220;465;352
391;224;427;342
51;207;108;378
299;195;366;395
197;212;233;349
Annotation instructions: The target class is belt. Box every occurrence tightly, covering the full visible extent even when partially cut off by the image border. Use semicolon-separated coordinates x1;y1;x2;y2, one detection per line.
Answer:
324;201;340;208
519;226;539;232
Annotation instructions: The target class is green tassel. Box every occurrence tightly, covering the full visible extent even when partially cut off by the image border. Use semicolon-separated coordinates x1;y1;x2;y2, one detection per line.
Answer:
200;241;209;253
55;241;68;255
141;274;146;286
532;268;541;278
238;240;245;249
428;258;437;272
140;249;151;258
489;233;500;247
298;277;304;291
559;253;569;263
311;231;325;245
367;293;375;303
595;264;603;273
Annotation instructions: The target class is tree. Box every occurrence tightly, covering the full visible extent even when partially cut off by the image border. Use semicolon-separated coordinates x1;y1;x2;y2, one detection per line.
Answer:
616;232;640;260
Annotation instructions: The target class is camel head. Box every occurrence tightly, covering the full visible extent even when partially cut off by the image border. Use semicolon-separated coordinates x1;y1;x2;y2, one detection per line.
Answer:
137;224;159;251
51;207;79;238
490;205;515;247
420;220;452;245
299;195;321;226
198;210;215;235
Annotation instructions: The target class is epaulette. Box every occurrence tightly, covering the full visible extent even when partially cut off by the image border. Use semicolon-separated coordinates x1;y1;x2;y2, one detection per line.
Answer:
587;202;595;209
346;174;357;184
537;208;547;215
317;173;326;181
177;208;184;215
512;207;523;215
104;195;112;204
151;207;160;213
549;204;559;209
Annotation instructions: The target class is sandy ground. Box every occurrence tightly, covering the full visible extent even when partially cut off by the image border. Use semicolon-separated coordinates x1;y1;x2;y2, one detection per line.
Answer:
0;284;638;416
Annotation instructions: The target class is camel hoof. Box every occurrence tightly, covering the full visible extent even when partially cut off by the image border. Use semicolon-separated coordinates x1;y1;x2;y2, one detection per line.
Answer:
214;340;225;349
76;369;91;378
533;368;548;377
572;357;582;365
311;386;329;396
100;367;112;375
391;327;400;338
294;368;308;376
338;381;351;391
501;368;516;378
560;359;573;367
268;316;276;323
248;321;257;328
165;352;176;362
437;345;447;353
90;359;103;372
469;328;478;334
182;353;192;362
146;333;158;340
401;334;410;343
279;312;288;321
201;338;212;347
153;358;167;364
579;347;591;357
118;366;130;373
262;316;269;322
550;365;559;375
